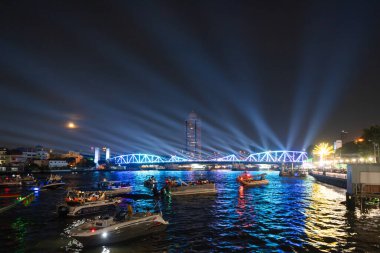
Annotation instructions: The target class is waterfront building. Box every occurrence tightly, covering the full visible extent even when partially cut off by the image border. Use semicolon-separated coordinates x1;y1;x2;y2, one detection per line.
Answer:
94;147;100;165
33;159;48;167
13;146;50;161
36;150;50;160
185;111;201;160
0;148;8;165
8;150;26;165
48;160;68;168
33;159;68;168
105;148;110;160
62;151;83;164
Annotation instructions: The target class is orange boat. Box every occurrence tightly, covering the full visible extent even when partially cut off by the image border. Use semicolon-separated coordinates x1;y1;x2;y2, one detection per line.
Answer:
237;172;269;186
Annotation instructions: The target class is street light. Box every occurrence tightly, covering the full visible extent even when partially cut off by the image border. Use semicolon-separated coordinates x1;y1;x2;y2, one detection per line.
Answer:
368;139;380;163
374;143;379;163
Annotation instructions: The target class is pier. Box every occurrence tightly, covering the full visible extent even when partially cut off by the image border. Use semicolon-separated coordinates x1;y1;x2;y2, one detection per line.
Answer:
310;165;380;208
346;164;380;206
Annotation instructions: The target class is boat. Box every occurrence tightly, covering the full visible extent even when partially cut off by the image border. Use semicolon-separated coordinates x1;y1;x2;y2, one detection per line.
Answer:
279;168;307;177
237;172;269;186
68;207;169;246
97;180;132;196
21;174;37;186
0;176;22;187
58;190;121;217
143;176;157;189
162;177;217;196
38;174;66;189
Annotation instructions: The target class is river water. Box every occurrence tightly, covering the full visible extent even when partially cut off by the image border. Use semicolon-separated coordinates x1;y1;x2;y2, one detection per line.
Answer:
1;170;379;253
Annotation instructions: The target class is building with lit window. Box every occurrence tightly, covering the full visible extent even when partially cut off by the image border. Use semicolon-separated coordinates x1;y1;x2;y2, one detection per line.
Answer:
185;111;201;160
61;151;83;164
0;148;8;165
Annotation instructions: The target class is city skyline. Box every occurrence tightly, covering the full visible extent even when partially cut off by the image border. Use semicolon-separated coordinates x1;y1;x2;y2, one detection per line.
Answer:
1;1;380;154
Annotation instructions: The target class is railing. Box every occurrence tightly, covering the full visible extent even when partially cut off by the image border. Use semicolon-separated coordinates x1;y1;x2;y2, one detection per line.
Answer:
312;170;347;179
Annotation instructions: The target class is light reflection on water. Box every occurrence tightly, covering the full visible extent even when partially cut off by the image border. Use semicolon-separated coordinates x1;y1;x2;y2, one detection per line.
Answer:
0;170;379;252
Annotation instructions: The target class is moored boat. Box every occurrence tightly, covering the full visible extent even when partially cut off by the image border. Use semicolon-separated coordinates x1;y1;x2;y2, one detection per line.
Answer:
58;191;121;217
143;176;157;189
237;172;269;186
0;176;22;187
279;168;307;177
39;174;66;189
98;180;132;196
162;177;217;196
68;208;168;245
21;174;37;186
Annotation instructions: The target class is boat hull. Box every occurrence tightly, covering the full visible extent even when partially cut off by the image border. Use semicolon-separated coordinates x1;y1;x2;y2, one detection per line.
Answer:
168;184;217;196
104;187;132;197
239;179;269;186
70;214;168;246
0;182;22;187
58;200;120;217
40;182;66;189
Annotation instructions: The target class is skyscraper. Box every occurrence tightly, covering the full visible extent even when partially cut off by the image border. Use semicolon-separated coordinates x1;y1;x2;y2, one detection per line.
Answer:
185;111;201;160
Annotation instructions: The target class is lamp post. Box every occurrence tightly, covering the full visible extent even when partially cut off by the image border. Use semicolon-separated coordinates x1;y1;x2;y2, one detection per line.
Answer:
368;139;379;163
374;142;379;163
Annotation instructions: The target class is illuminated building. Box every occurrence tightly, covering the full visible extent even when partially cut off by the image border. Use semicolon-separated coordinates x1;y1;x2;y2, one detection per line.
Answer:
185;111;201;160
0;148;8;165
48;160;68;168
94;147;100;165
61;151;83;164
105;148;110;160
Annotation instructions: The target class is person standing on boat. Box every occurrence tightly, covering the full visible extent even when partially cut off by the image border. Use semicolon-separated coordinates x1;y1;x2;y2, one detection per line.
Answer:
127;203;133;218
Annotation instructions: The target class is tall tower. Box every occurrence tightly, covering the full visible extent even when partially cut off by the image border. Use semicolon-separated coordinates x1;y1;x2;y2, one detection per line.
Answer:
105;148;110;160
94;147;100;165
185;111;201;160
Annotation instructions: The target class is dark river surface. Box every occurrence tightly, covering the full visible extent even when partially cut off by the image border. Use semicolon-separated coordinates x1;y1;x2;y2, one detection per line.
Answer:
1;170;380;253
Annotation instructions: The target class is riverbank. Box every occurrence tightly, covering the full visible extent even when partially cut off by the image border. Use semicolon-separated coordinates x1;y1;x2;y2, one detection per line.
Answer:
309;171;347;189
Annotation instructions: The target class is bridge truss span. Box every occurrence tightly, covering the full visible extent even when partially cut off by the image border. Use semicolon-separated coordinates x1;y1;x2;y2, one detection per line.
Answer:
109;150;308;165
245;151;308;163
111;153;164;165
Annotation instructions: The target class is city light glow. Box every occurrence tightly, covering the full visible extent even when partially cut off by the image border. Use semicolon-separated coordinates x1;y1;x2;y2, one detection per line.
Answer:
313;143;334;164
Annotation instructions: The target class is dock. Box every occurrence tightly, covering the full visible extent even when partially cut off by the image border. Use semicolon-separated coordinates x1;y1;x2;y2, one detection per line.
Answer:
310;165;380;208
309;171;347;189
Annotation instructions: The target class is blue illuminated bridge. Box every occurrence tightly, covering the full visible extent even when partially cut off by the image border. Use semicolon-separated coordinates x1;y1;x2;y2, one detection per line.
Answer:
108;150;308;165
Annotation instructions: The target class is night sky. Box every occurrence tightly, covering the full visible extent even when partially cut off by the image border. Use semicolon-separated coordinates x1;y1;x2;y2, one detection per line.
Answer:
1;1;380;156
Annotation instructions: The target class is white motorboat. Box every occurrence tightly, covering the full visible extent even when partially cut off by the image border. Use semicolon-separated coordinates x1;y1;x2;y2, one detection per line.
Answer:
58;198;121;217
98;180;132;196
40;181;66;189
38;174;66;189
21;174;36;186
162;178;217;196
69;211;169;246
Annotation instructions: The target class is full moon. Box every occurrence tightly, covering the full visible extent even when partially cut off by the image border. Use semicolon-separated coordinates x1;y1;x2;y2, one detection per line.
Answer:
67;122;76;129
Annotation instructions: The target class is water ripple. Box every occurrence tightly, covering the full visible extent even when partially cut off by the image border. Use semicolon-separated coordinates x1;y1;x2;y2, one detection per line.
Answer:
0;171;380;252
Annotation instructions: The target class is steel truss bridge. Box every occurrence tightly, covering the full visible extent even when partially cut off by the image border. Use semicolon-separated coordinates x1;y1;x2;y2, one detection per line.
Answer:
109;151;308;165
